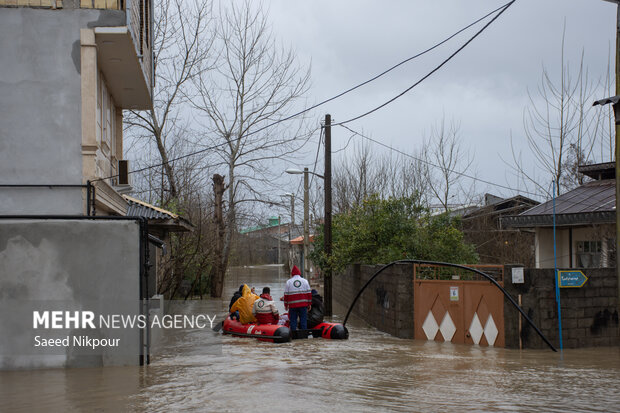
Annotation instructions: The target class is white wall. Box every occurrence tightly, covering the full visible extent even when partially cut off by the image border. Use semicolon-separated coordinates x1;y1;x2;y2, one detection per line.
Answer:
535;224;614;269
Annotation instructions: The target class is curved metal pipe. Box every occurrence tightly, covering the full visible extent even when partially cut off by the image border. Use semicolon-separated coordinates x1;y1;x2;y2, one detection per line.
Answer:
342;260;557;352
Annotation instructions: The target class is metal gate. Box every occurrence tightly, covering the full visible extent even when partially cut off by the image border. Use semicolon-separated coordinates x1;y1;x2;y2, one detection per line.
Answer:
413;264;505;347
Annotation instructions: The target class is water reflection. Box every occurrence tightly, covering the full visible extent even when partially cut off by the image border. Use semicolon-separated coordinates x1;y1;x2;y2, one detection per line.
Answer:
1;265;619;412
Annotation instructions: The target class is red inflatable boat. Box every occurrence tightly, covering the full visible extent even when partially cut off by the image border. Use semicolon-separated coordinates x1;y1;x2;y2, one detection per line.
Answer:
222;318;348;343
222;318;291;343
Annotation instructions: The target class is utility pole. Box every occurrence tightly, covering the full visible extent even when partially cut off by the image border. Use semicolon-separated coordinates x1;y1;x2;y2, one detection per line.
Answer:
615;1;620;316
290;195;295;228
324;114;333;316
303;167;310;280
594;0;620;321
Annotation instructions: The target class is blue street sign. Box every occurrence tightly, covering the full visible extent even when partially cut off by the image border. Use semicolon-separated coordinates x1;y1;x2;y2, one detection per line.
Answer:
558;270;588;288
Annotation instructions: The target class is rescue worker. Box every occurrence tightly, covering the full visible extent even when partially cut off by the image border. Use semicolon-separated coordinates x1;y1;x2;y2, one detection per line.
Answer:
229;284;259;324
283;265;312;330
308;289;325;328
252;287;279;324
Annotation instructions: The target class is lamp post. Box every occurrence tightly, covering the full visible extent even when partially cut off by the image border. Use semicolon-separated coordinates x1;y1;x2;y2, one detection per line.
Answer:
286;168;324;283
281;192;295;277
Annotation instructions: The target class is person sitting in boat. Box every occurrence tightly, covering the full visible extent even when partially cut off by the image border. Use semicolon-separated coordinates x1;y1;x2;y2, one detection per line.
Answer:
308;289;325;328
252;287;280;324
283;265;312;330
229;285;244;309
228;285;244;321
229;284;259;324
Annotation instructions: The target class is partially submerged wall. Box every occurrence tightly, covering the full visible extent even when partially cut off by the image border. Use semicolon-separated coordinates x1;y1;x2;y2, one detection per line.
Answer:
334;263;414;339
0;219;142;369
335;262;619;349
504;265;619;349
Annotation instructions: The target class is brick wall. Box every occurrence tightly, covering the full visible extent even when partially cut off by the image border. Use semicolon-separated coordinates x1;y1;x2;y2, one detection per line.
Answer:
334;263;414;339
504;265;619;349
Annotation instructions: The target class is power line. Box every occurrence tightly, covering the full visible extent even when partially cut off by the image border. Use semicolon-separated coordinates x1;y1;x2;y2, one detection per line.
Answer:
338;124;614;213
310;127;324;189
95;2;513;183
334;0;517;126
338;123;539;198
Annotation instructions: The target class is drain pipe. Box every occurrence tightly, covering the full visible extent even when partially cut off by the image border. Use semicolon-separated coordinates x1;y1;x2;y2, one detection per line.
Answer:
343;259;558;352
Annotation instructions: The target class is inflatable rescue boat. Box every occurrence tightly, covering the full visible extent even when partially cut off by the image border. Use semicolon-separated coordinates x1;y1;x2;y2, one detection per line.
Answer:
222;318;348;343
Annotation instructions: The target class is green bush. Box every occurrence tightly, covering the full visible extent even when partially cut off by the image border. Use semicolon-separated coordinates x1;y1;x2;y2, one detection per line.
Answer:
310;194;478;273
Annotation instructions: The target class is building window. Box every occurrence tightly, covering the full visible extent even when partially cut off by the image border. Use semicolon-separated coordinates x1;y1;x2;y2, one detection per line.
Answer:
576;240;602;268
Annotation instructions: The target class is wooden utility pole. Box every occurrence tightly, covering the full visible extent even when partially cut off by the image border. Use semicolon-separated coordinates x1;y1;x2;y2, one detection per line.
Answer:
303;168;310;279
615;2;620;316
324;114;333;316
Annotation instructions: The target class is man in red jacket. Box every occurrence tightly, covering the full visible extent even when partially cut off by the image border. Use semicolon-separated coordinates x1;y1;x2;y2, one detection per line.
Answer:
252;287;279;324
283;265;312;330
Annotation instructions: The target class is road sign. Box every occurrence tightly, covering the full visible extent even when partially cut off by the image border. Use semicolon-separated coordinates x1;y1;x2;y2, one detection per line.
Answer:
558;270;588;288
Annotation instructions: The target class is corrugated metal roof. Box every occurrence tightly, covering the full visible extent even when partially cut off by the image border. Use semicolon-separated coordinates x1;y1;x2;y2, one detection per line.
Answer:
502;180;615;228
122;195;179;220
520;180;615;216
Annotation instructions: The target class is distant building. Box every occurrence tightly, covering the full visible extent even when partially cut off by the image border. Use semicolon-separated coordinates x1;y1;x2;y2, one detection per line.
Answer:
502;162;615;269
235;217;295;266
462;193;539;266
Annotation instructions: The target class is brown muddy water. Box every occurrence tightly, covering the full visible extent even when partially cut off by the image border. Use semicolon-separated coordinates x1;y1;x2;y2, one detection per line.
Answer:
1;265;619;412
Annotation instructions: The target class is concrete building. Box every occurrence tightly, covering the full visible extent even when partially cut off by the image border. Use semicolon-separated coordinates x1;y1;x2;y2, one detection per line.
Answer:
0;0;157;369
0;0;153;214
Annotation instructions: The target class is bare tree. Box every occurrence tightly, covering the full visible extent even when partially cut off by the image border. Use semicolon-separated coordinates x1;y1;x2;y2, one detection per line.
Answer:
125;0;213;207
192;1;311;297
423;116;475;212
331;140;429;214
506;26;613;198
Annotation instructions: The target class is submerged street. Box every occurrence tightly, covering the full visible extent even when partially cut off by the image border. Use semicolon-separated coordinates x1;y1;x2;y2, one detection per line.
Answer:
2;265;619;412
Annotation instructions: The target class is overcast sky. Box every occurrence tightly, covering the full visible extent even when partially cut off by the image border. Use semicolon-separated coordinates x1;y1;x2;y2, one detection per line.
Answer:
260;0;617;205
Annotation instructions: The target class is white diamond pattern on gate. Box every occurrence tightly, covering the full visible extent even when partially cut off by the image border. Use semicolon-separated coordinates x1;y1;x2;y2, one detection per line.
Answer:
484;314;499;346
422;310;439;340
439;312;456;342
469;313;484;345
421;295;501;346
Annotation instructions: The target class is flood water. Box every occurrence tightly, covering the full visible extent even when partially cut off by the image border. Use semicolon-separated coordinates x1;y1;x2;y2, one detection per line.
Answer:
1;265;619;412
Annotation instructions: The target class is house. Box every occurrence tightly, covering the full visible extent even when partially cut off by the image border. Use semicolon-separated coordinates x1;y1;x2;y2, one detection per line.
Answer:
289;234;320;287
502;162;615;269
0;0;153;215
235;217;295;266
462;193;540;266
0;0;160;369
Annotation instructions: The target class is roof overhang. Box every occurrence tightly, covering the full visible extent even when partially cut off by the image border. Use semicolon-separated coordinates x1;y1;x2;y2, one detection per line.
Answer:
147;218;194;233
502;211;616;228
94;27;152;110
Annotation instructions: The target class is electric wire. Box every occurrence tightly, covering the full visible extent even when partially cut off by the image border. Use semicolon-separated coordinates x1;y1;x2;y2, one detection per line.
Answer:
334;0;517;126
339;123;614;217
93;2;513;183
338;123;540;198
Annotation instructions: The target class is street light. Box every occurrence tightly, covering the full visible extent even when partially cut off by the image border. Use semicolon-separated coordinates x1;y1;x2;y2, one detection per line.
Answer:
286;168;315;280
280;193;295;279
